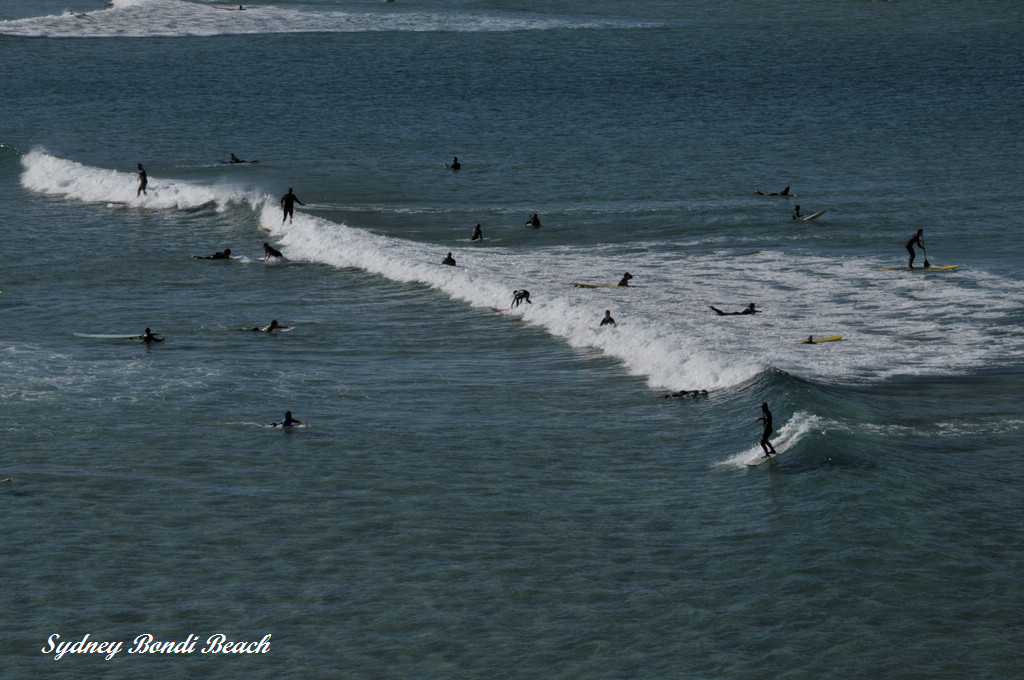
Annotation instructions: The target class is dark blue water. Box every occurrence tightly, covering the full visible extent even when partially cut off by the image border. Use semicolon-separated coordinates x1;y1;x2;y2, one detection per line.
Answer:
2;1;1023;677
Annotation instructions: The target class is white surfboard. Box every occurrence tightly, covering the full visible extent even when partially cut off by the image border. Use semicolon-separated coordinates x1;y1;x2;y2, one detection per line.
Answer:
803;209;827;221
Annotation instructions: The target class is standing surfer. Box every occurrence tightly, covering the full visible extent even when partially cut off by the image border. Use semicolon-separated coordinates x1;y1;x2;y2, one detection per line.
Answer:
280;187;304;224
136;164;148;197
906;228;925;269
756;402;777;457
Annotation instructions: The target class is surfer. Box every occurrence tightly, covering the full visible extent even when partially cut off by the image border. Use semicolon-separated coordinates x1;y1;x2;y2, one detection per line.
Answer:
280;187;304;223
802;335;816;344
709;303;761;316
756;402;777;456
273;411;307;428
141;328;163;343
618;272;633;287
442;252;456;266
253;320;285;332
136;164;147;196
792;205;802;219
197;248;231;260
449;156;461;171
511;289;531;308
471;223;483;241
663;389;708;399
263;242;283;260
755;185;790;196
599;310;616;326
526;213;542;228
906;228;925;268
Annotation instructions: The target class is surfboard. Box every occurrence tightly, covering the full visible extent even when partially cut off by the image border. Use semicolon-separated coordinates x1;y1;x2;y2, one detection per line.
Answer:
877;265;959;271
745;450;782;467
795;334;843;344
572;282;629;288
258;226;272;231
803;209;827;221
73;332;143;340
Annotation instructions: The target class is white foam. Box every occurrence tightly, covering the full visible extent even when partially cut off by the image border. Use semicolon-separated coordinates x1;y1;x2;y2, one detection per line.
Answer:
23;150;1024;393
718;412;822;468
20;149;258;211
0;0;641;39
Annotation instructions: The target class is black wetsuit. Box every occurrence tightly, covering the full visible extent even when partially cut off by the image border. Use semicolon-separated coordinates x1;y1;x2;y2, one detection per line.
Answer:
906;231;924;267
281;190;304;222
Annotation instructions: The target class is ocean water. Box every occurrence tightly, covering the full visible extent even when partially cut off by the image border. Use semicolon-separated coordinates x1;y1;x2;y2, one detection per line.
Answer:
2;0;1023;678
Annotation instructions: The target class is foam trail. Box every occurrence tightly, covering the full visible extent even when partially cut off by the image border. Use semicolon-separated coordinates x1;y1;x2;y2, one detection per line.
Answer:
717;412;822;468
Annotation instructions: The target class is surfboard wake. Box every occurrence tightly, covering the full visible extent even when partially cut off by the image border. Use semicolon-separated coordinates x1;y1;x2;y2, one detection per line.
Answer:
717;411;821;468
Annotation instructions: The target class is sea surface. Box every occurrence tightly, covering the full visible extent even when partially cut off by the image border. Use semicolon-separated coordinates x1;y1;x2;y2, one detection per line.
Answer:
2;0;1023;678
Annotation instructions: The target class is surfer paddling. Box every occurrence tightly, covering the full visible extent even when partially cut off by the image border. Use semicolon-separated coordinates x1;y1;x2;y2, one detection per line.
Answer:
195;248;231;260
755;185;791;196
905;228;925;268
756;402;777;457
709;303;761;316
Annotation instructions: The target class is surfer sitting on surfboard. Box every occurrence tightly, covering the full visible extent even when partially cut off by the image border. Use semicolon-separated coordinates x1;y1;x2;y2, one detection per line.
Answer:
906;228;925;269
709;303;760;316
272;411;306;428
618;272;633;286
526;213;541;228
511;290;531;308
142;328;163;343
756;402;777;457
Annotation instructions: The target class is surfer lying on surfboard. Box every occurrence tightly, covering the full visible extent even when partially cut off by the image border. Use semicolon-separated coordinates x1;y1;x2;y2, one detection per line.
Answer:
709;303;760;316
224;153;258;164
194;248;231;260
754;185;791;196
662;389;708;399
230;320;291;332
